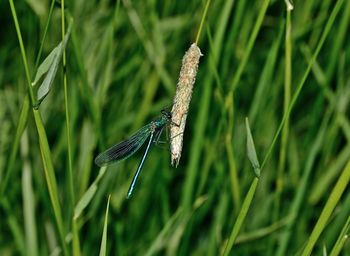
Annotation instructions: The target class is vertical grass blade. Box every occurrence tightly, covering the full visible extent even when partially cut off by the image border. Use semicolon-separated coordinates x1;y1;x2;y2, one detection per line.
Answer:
33;111;68;255
60;1;80;254
34;0;57;70
1;95;29;195
1;198;26;255
21;130;38;256
99;195;111;256
272;3;293;252
8;0;35;104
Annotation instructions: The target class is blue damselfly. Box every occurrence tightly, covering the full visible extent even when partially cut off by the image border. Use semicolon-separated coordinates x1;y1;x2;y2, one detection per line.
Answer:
95;110;172;198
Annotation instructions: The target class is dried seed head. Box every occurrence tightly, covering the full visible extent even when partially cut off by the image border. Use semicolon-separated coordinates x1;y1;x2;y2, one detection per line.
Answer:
170;43;202;167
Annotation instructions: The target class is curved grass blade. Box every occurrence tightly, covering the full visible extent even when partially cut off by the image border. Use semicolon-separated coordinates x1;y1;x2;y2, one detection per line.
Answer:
33;20;73;106
32;44;60;86
74;167;107;220
95;124;152;166
245;118;261;177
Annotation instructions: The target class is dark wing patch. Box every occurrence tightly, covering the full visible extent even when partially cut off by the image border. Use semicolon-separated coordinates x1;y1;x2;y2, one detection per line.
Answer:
95;124;152;167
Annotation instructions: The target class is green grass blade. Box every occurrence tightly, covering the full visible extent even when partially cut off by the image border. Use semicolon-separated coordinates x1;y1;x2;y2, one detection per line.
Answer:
36;22;72;103
122;0;174;94
8;0;35;104
301;160;350;256
21;130;38;256
32;44;61;86
228;0;270;94
1;95;29;195
330;216;350;256
60;2;80;253
34;0;56;70
1;198;26;255
271;4;293;252
195;0;211;44
9;1;68;254
223;177;259;256
276;111;331;256
245;118;261;177
74;167;107;220
33;110;68;255
145;208;184;256
99;195;111;256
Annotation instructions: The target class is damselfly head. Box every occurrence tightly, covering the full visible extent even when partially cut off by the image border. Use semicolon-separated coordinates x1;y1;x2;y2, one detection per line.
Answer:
161;109;172;120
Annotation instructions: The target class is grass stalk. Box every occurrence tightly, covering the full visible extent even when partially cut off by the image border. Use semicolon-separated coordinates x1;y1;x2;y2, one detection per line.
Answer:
61;0;73;208
33;111;68;255
223;177;259;256
8;0;35;104
272;2;292;250
9;1;68;254
195;0;211;45
34;0;56;70
21;130;38;256
60;1;81;254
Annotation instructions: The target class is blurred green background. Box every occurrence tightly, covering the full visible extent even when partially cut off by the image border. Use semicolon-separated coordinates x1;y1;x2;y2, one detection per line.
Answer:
1;0;350;255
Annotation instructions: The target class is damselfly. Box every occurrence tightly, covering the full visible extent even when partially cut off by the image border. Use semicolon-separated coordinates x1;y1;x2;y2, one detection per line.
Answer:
95;110;172;198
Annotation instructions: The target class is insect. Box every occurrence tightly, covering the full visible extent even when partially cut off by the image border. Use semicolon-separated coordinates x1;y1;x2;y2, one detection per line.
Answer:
95;110;172;198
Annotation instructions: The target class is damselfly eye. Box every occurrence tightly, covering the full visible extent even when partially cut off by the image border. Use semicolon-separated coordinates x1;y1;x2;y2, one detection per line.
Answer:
161;109;172;120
